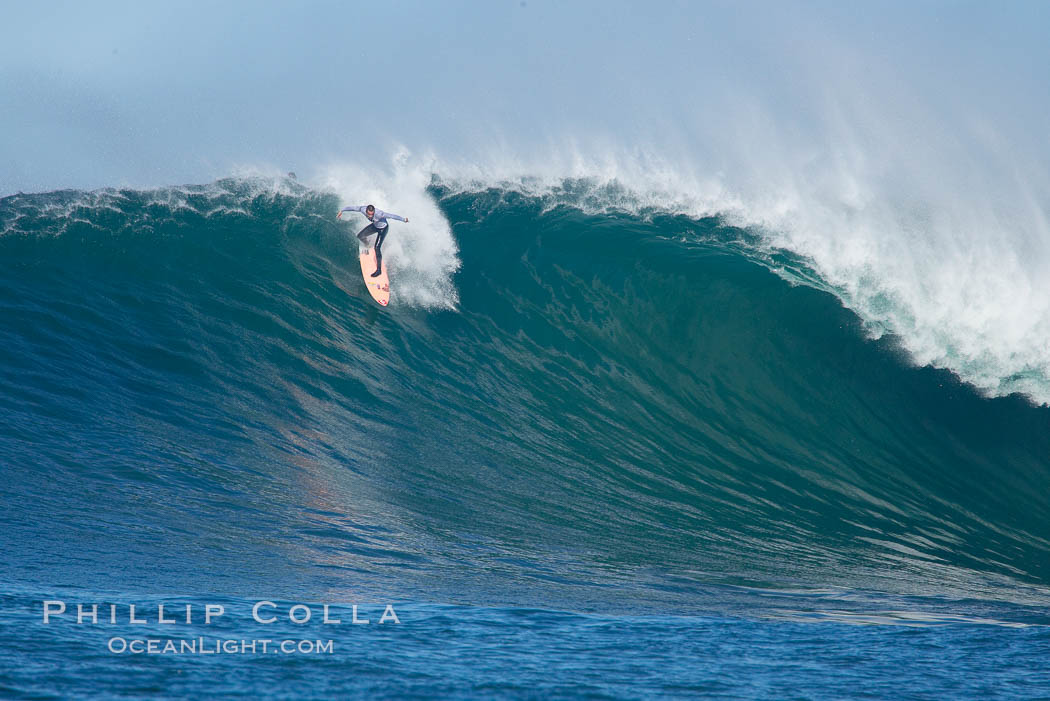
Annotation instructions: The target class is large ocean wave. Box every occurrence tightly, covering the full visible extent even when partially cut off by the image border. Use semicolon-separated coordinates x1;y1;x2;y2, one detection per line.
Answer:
2;174;1049;615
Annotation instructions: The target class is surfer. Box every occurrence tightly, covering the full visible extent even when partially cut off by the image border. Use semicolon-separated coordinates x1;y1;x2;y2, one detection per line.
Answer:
337;204;409;277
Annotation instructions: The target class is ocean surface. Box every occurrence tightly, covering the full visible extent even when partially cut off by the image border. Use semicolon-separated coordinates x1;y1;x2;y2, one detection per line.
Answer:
2;175;1049;698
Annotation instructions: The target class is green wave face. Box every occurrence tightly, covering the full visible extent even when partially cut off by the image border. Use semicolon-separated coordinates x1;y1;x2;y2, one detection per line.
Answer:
2;178;1049;613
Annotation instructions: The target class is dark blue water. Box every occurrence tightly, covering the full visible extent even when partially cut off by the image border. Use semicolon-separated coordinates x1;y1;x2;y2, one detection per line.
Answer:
2;178;1048;698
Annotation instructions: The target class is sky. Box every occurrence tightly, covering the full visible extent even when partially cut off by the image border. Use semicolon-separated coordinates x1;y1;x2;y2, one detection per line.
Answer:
1;0;1048;194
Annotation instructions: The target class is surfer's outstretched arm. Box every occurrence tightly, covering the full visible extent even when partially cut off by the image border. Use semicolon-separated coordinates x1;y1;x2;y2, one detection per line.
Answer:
337;205;365;219
381;211;408;223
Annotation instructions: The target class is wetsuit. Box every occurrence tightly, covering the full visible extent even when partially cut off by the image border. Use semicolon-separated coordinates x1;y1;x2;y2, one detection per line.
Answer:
339;205;407;276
